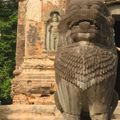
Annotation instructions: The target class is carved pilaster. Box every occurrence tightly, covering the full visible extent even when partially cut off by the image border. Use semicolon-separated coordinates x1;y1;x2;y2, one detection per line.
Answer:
14;0;26;75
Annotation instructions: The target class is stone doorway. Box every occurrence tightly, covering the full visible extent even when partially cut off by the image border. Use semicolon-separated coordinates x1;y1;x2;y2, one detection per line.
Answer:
114;20;120;99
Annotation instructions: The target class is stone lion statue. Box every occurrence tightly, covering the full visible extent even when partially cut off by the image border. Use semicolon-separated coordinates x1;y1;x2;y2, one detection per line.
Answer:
54;0;118;120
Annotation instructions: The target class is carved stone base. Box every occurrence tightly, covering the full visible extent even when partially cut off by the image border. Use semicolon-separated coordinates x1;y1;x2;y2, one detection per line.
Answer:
12;56;56;104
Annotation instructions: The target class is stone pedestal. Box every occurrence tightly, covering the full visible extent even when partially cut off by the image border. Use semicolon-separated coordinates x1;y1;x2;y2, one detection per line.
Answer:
12;55;56;104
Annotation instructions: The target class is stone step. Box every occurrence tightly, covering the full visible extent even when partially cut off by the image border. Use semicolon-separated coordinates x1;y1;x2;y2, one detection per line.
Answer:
0;105;56;115
0;105;58;120
0;115;55;120
0;103;120;120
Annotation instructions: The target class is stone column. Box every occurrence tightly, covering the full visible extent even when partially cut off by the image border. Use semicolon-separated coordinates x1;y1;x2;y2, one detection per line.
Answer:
14;0;26;75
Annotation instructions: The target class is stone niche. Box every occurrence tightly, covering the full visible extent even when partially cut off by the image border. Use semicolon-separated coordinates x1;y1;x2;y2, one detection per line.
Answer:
11;0;66;105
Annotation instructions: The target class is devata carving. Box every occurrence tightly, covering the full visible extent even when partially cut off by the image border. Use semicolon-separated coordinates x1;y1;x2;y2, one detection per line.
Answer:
55;0;118;120
45;12;60;51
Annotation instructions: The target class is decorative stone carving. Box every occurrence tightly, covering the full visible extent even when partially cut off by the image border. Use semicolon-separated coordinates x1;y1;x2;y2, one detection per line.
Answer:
45;12;60;52
25;22;41;56
55;0;118;120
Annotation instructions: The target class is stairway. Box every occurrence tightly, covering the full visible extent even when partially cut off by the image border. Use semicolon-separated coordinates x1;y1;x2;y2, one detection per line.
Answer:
0;102;119;120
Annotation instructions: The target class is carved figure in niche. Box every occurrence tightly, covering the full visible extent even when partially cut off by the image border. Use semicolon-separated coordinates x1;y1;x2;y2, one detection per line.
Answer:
27;24;40;46
26;23;41;56
45;12;60;51
55;0;118;120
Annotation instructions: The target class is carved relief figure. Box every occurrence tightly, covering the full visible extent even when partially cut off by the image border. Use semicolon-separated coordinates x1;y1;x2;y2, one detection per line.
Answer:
27;24;40;46
45;12;60;51
55;0;118;120
26;23;41;56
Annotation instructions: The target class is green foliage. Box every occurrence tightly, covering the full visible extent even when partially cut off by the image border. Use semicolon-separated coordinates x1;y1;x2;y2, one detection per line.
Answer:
0;78;11;103
0;0;18;104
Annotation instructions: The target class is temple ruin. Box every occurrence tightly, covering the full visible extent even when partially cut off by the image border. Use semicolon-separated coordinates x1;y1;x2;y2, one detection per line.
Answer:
0;0;119;119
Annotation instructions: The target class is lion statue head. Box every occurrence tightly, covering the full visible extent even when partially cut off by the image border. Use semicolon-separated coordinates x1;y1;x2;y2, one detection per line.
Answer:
58;0;115;50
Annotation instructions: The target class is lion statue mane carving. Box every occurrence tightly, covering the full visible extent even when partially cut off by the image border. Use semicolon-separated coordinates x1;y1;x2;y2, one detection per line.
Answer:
54;0;118;120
